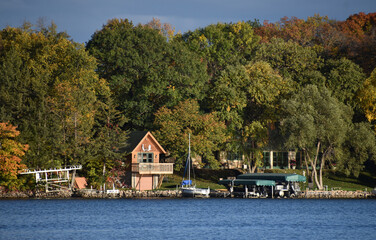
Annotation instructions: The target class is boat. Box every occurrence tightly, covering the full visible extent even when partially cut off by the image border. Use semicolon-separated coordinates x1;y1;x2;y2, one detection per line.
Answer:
181;134;210;198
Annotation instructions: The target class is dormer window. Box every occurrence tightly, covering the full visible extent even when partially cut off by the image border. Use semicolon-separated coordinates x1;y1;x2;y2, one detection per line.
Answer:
137;153;154;163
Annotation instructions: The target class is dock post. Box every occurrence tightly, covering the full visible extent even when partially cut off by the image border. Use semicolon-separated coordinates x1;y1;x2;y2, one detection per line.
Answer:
230;180;234;198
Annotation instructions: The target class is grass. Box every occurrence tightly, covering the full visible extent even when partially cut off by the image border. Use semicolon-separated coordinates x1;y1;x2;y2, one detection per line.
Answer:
159;173;224;190
159;168;376;192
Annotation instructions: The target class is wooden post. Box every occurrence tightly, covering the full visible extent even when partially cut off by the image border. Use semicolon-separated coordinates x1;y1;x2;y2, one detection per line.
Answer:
70;169;76;190
157;174;165;189
230;180;234;198
45;172;48;192
270;151;274;169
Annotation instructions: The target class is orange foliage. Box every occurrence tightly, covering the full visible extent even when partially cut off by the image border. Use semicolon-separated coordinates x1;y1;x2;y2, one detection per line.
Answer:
339;12;376;40
0;123;28;184
145;18;175;39
255;15;333;47
255;13;376;74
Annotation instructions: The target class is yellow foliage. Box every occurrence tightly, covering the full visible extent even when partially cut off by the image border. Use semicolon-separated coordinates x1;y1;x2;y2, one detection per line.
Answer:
358;69;376;123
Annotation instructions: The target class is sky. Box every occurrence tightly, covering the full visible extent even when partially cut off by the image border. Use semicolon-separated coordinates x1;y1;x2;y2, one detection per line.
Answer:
0;0;376;43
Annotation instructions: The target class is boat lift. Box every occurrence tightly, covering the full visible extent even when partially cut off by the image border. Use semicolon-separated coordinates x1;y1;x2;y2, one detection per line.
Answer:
20;165;82;192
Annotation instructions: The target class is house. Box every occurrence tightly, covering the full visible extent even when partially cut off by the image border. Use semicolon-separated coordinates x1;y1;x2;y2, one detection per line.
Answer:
219;150;303;170
123;131;173;191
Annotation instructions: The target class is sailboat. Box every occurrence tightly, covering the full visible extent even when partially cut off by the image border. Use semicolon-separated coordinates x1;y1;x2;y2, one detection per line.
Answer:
181;134;210;198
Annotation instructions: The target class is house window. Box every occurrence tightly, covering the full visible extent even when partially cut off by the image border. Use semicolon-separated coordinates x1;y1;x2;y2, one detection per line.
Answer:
263;152;270;168
137;153;154;163
227;152;241;161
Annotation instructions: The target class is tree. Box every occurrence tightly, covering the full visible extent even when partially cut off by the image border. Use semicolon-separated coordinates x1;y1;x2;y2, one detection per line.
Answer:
204;61;292;172
145;17;175;40
0;23;108;168
153;99;228;170
256;15;335;47
336;12;376;75
321;58;365;105
241;61;293;172
86;18;208;130
180;21;260;77
205;64;249;131
254;38;324;87
280;85;352;190
336;122;376;177
85;97;128;187
0;122;28;190
357;68;376;130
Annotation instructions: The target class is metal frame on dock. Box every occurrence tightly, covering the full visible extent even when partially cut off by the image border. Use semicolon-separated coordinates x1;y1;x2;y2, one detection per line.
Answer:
20;165;82;192
218;173;306;198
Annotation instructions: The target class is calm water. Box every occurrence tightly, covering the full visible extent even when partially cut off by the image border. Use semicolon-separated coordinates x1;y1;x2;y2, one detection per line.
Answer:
0;198;375;240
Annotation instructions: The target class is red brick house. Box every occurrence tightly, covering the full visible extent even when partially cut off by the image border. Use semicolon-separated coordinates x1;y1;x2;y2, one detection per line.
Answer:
124;131;173;190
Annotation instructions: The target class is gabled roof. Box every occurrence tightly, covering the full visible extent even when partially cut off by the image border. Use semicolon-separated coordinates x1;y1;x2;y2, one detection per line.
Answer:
74;177;87;189
123;131;166;154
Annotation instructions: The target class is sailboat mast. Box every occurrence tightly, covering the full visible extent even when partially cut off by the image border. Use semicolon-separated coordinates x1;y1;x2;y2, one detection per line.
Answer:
188;133;191;185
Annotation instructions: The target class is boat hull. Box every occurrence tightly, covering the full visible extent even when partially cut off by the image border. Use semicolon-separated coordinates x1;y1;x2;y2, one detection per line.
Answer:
181;187;210;198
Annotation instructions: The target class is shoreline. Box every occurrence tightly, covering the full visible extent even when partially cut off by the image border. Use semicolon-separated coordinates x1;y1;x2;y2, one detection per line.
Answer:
0;189;375;199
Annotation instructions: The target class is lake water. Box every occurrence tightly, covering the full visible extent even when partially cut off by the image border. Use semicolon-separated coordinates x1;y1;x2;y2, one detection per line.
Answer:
0;198;375;240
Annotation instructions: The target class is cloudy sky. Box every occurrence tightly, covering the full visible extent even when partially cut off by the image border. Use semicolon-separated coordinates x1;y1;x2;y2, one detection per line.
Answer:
0;0;375;43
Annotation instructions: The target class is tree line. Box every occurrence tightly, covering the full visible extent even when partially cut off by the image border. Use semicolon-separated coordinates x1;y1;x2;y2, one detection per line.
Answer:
1;13;376;190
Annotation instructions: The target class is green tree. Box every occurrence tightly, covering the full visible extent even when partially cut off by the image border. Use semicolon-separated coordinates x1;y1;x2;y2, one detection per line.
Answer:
203;61;292;172
0;24;108;168
280;85;352;190
206;64;249;131
336;122;376;177
86;19;208;130
0;122;28;190
85;96;128;187
322;58;366;105
241;61;292;172
153;99;228;170
180;21;260;77
254;38;324;87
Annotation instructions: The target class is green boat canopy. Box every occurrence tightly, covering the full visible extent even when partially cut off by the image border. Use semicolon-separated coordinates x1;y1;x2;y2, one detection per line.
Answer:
237;173;306;182
218;179;275;186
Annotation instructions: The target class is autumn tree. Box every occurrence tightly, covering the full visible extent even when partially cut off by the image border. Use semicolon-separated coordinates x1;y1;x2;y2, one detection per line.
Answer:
255;15;336;47
357;68;376;130
153;99;228;170
0;122;28;190
145;17;175;40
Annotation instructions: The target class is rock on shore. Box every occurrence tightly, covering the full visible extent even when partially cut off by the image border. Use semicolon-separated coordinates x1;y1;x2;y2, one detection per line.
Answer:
0;189;374;199
75;189;182;198
300;190;372;199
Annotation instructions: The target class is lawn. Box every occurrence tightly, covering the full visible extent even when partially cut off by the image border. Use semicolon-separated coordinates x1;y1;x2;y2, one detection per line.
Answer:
159;173;224;190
